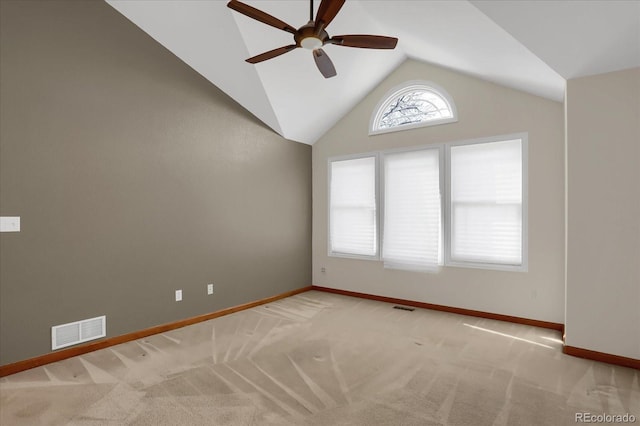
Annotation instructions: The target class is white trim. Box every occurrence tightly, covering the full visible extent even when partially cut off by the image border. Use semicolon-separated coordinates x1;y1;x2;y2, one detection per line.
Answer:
369;80;458;136
380;144;445;272
327;152;380;260
444;132;529;272
326;132;528;273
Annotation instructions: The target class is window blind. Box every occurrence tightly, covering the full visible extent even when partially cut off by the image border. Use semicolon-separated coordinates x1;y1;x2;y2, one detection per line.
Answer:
329;156;377;257
382;149;441;271
450;139;522;265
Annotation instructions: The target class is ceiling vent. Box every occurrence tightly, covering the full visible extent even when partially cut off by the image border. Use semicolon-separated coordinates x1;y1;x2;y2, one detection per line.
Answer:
51;315;106;350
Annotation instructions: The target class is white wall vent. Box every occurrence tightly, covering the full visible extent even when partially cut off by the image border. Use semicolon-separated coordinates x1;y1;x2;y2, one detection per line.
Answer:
51;315;106;350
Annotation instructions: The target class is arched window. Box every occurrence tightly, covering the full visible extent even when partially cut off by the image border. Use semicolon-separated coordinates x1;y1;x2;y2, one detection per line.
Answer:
370;81;457;135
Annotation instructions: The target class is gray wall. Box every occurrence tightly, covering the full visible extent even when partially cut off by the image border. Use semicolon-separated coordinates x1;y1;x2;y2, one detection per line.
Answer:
565;67;640;359
313;60;565;323
0;1;311;365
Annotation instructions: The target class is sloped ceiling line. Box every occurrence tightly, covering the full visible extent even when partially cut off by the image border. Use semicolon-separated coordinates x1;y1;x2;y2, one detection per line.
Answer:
106;0;639;145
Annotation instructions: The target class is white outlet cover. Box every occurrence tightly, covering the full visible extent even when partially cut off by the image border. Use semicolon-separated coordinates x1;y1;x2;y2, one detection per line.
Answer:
0;217;20;232
207;284;214;295
175;290;182;301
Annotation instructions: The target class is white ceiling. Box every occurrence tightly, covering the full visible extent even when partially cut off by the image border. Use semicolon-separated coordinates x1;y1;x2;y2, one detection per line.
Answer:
106;0;640;145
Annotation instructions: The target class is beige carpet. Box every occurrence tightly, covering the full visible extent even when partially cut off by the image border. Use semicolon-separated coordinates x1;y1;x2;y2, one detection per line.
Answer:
1;290;638;425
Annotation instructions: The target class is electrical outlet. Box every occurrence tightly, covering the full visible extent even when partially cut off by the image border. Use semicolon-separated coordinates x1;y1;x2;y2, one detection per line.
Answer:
321;267;326;273
175;289;182;302
207;283;214;295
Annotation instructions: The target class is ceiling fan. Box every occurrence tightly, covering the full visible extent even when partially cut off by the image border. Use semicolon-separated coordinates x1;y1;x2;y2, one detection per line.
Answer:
227;0;398;78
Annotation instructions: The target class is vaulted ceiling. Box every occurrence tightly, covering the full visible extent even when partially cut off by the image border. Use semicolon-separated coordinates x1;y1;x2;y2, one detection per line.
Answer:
106;0;640;145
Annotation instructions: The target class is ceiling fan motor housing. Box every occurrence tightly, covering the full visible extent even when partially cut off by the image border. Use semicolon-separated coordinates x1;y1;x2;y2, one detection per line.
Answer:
295;23;329;50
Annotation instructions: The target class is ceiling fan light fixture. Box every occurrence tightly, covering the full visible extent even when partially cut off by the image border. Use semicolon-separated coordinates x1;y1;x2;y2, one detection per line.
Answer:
227;0;398;78
300;36;323;50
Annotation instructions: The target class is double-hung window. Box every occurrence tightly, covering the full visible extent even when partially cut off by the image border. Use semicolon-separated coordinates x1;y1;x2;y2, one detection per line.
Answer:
382;148;442;271
328;155;378;258
328;134;527;272
447;138;526;270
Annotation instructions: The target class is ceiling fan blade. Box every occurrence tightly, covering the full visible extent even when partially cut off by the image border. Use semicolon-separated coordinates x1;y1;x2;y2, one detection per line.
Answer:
313;48;337;78
330;35;398;49
228;1;297;34
246;45;298;64
314;0;345;33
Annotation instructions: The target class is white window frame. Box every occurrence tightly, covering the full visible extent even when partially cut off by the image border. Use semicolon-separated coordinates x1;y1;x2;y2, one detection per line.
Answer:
380;145;445;271
327;133;528;273
444;133;528;272
327;152;381;260
369;80;458;136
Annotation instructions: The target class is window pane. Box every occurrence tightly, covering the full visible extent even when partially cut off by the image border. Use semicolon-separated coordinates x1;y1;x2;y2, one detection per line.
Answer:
330;157;377;256
452;203;521;264
450;139;522;265
371;82;456;132
383;149;441;271
377;88;454;130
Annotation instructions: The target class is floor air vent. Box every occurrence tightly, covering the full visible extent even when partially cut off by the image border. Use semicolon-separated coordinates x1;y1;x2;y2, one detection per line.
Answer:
51;315;106;350
393;305;415;311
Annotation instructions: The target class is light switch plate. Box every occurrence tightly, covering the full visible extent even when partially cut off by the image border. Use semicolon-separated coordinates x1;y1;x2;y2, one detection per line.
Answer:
175;290;182;302
0;217;20;232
